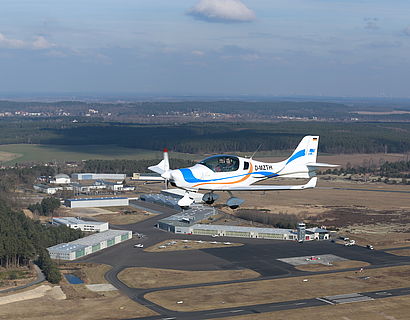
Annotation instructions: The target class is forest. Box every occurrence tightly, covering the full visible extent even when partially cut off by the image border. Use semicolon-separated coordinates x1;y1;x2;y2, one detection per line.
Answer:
2;119;410;154
0;201;83;282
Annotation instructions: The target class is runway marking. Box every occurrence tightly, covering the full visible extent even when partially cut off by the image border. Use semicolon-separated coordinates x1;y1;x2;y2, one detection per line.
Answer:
316;297;335;305
375;291;392;296
323;293;374;304
208;309;244;315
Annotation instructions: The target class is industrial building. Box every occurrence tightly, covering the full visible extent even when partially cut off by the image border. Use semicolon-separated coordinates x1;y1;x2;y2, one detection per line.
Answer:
191;224;298;240
157;206;218;233
140;193;181;210
161;189;204;204
52;217;109;232
47;229;132;260
64;197;129;208
140;190;204;209
156;208;329;241
72;173;126;181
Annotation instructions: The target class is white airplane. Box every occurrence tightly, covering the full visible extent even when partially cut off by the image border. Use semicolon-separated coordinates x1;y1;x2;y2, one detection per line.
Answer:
143;135;338;209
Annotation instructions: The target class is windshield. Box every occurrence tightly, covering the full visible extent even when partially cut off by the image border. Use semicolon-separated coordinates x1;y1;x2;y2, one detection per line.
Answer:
199;155;240;172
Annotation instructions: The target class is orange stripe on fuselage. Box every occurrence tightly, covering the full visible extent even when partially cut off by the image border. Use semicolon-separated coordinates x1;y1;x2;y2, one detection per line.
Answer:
192;163;253;188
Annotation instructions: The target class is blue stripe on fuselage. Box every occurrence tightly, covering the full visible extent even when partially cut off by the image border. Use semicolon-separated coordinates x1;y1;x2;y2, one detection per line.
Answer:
179;168;277;184
286;149;305;165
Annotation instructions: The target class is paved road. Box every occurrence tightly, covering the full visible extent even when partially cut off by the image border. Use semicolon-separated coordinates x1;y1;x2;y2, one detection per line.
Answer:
0;264;45;294
80;200;410;319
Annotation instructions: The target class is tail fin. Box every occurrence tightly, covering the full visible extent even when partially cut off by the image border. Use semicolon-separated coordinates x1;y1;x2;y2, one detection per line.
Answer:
279;136;319;178
280;136;338;178
285;135;319;167
148;148;170;175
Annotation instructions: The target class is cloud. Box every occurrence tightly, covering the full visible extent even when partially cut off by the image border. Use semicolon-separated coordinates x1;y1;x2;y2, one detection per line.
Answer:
364;17;379;30
187;0;255;23
191;50;205;56
403;26;410;36
0;33;25;48
32;36;55;49
0;33;55;50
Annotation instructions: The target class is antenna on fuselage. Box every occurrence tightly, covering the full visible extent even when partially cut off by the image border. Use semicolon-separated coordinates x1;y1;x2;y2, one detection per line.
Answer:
250;144;262;160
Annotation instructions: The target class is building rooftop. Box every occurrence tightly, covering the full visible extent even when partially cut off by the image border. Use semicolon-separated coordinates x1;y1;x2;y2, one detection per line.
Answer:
55;174;70;178
48;229;132;253
48;242;87;253
53;217;107;226
67;197;128;202
71;229;130;246
159;206;217;227
192;224;297;235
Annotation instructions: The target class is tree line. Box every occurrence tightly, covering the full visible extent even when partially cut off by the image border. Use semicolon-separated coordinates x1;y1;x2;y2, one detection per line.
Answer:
325;159;410;180
0;201;82;283
83;159;196;175
235;209;299;229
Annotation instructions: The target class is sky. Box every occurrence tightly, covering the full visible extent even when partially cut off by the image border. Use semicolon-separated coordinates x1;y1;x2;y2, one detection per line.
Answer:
1;0;410;98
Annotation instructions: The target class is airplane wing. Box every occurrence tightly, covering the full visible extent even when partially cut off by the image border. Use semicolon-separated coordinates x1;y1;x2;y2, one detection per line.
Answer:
199;177;317;191
307;162;339;168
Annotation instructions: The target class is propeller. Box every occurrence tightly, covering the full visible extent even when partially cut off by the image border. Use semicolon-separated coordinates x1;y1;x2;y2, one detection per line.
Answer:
160;148;171;190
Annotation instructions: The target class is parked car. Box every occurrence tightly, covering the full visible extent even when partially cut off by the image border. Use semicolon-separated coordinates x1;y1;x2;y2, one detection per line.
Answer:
134;244;144;248
344;239;355;246
366;244;374;250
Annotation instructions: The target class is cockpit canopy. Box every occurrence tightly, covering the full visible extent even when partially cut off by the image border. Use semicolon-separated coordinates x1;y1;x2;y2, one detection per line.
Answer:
198;155;240;172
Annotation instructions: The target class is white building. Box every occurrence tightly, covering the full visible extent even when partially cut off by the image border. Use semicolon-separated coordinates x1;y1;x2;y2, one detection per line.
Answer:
52;217;109;232
50;174;71;184
102;180;124;191
34;184;63;195
72;173;126;181
47;229;132;260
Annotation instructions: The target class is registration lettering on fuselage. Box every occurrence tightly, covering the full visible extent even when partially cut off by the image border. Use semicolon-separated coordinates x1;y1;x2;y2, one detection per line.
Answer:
255;164;273;171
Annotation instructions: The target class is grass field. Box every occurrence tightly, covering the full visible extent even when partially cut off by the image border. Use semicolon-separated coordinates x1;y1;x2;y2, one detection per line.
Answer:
145;265;410;312
0;144;195;164
118;267;260;289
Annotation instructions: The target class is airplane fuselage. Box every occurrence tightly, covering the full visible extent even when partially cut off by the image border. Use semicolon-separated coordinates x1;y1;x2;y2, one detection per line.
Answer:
168;154;312;191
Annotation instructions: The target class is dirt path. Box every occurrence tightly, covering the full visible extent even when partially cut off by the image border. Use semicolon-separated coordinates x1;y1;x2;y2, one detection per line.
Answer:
0;285;65;305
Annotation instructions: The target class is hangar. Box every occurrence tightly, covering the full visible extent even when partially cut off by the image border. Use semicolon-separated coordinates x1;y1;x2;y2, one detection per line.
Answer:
72;173;126;181
157;207;218;233
47;229;132;260
157;210;330;241
191;224;298;240
64;197;129;208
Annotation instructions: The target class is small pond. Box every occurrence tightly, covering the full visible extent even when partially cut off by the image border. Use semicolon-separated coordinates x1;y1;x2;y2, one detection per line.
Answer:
64;274;84;284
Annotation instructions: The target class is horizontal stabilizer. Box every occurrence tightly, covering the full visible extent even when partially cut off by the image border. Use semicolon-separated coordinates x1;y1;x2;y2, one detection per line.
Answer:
306;162;339;168
148;159;167;175
132;175;165;181
200;177;317;191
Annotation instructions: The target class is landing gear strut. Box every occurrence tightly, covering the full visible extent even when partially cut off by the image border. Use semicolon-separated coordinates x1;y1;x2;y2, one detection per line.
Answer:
202;192;219;204
226;191;244;209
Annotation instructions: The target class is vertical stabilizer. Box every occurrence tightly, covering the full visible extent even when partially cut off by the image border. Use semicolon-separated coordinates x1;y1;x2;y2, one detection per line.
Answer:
279;136;319;178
